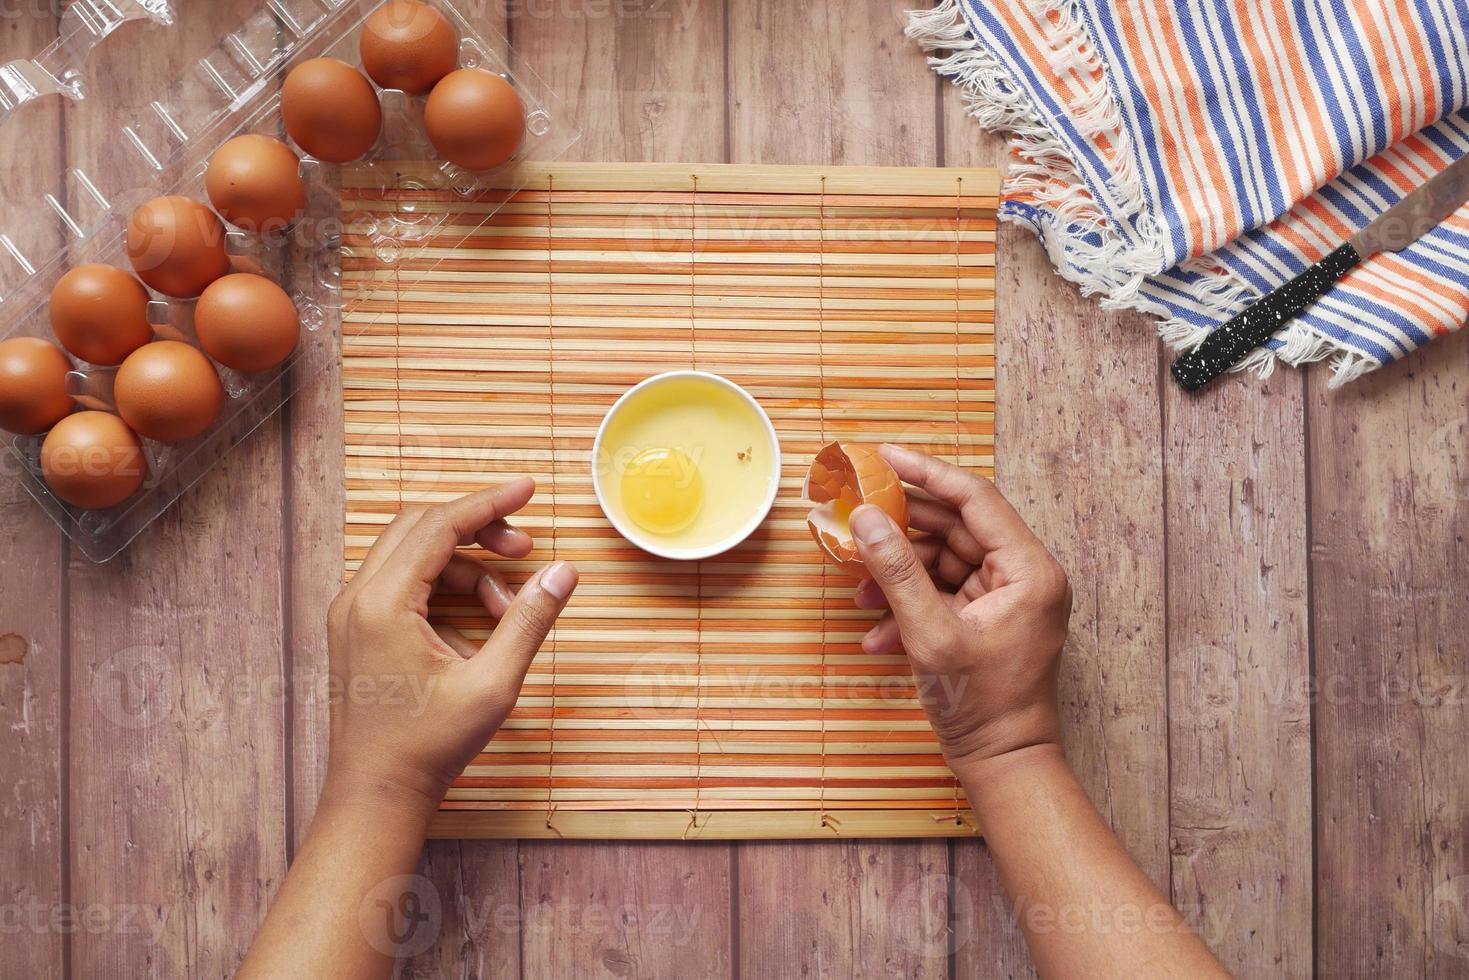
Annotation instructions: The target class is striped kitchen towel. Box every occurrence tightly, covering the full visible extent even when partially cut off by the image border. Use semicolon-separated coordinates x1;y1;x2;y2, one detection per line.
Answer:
908;0;1469;384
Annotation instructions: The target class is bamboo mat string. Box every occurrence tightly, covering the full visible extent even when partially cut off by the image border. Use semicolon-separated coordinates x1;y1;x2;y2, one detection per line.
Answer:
684;175;704;839
949;177;965;826
817;176;833;833
392;188;403;516
543;175;561;834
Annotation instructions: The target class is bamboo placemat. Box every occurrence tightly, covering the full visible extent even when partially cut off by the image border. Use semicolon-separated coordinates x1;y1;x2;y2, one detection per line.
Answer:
340;162;998;839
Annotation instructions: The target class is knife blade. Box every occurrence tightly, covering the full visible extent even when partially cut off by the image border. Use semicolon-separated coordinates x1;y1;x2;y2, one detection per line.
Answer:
1170;153;1469;392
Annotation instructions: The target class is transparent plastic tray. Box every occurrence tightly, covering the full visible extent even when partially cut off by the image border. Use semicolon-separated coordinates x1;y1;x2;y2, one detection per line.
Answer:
0;0;578;561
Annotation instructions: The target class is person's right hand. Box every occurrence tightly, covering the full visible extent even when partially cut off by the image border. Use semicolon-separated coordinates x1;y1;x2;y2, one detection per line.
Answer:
848;444;1072;768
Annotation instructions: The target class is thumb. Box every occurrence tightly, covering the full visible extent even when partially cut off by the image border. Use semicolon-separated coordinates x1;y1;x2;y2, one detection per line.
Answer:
475;560;578;691
850;505;951;642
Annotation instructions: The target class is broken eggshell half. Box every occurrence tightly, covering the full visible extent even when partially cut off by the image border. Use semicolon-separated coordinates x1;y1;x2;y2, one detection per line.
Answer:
804;442;909;574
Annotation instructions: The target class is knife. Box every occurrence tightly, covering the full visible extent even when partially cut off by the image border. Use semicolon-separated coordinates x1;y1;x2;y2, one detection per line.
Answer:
1171;153;1469;391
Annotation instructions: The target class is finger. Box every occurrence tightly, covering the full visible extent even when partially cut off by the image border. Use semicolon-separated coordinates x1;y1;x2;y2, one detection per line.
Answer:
906;496;986;564
356;506;427;581
862;613;902;654
376;478;536;600
434;624;477;659
849;505;954;646
473;560;579;691
910;536;977;590
436;553;515;618
880;444;1034;553
476;519;534;558
854;578;886;610
859;541;967;609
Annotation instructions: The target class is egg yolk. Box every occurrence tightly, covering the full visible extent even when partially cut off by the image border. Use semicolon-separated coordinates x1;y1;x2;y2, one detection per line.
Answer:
621;447;703;535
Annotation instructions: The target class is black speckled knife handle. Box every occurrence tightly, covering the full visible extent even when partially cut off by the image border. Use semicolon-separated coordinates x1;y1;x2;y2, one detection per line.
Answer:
1170;242;1362;391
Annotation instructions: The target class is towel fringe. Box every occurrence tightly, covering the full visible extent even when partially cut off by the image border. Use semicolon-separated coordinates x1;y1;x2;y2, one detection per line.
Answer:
906;0;1162;289
906;0;1384;387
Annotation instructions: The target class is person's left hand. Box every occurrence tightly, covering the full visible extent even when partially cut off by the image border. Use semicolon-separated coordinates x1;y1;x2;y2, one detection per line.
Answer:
324;477;577;814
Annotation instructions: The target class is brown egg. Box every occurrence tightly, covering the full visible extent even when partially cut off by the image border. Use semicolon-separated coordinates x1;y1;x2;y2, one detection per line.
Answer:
360;0;459;95
194;274;300;373
206;135;306;234
281;58;383;163
0;337;74;434
424;68;524;171
114;341;223;443
49;264;153;366
805;442;910;575
41;411;146;509
126;196;231;299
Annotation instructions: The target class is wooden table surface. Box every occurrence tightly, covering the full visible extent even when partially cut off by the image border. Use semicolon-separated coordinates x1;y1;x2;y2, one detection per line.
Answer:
2;2;1466;977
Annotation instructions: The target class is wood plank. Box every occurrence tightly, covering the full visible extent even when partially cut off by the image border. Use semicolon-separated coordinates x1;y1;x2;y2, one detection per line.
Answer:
1310;340;1469;976
507;1;737;976
0;9;67;978
520;842;730;977
510;0;726;163
399;842;521;980
62;10;288;977
735;838;951;977
1163;369;1312;976
728;1;958;973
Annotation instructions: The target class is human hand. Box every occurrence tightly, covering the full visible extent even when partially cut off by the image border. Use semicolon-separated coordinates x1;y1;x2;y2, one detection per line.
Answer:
848;445;1071;768
324;477;577;814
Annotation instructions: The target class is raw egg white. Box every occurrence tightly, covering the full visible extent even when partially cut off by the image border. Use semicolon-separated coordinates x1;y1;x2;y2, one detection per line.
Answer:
598;375;777;556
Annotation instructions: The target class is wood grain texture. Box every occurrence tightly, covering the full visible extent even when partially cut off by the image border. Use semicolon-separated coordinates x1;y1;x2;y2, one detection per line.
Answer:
726;0;957;972
520;842;731;978
0;10;66;979
1310;338;1469;977
401;841;522;980
1163;370;1312;976
509;0;726;164
60;11;287;978
735;838;951;978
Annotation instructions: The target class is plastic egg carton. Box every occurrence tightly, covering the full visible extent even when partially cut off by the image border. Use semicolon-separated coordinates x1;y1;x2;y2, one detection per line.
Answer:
0;0;578;561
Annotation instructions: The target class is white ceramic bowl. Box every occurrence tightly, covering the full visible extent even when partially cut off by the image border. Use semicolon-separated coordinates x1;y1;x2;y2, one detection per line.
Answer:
591;370;781;560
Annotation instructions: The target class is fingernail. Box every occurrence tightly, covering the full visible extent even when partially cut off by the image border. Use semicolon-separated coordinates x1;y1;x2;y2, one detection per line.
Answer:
861;625;882;651
539;561;577;601
850;506;894;545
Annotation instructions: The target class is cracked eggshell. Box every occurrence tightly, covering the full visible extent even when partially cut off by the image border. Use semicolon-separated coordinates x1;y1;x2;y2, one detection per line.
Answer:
804;441;908;574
